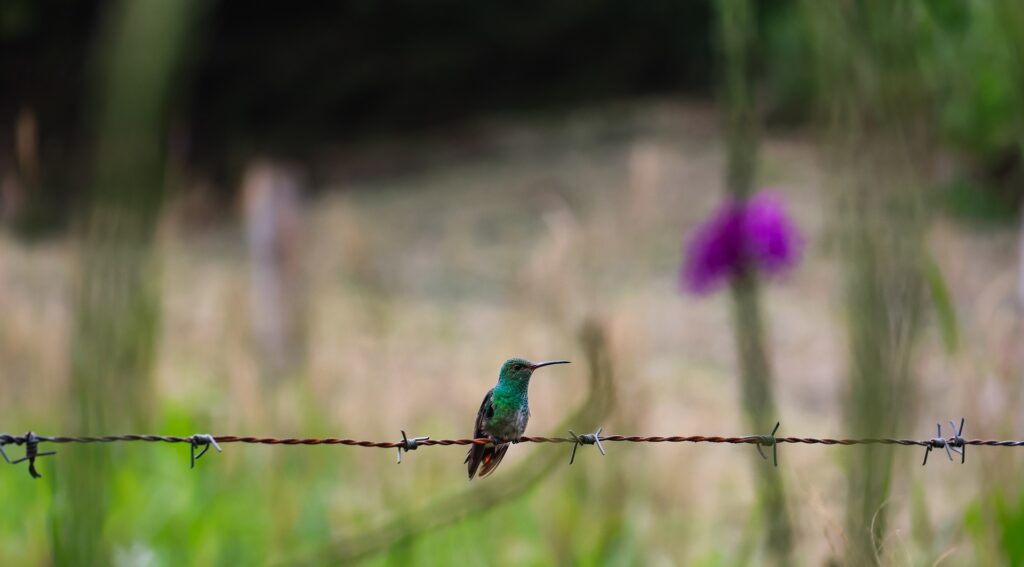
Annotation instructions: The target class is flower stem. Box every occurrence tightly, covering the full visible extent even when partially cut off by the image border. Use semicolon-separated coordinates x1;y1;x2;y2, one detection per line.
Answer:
716;0;794;563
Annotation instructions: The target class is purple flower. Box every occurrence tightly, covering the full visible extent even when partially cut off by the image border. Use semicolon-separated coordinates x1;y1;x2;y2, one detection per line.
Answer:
681;191;802;294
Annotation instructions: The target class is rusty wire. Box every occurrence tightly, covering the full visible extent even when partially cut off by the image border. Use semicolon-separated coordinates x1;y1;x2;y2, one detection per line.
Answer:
1;418;1017;479
0;432;1003;447
6;433;1024;450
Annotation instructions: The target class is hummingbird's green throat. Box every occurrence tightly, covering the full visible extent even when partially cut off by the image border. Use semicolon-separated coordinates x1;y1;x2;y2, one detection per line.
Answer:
465;357;570;480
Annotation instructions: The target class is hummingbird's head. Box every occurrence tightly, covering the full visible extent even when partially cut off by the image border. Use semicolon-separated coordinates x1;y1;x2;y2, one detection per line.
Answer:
499;357;570;384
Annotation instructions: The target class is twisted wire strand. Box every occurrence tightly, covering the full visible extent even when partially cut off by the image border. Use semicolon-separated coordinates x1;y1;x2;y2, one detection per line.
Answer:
3;432;1023;449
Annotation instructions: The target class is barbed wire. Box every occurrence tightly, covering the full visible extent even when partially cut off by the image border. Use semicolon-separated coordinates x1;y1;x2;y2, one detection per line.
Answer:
1;418;1010;479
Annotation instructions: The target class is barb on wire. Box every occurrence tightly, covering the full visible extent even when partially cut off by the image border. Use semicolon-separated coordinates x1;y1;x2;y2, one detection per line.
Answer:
745;421;780;467
190;433;221;469
5;432;57;479
0;433;12;465
568;426;605;465
396;430;429;464
922;418;966;466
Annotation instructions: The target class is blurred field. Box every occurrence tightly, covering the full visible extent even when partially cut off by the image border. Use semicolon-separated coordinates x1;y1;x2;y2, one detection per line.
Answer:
0;100;1021;565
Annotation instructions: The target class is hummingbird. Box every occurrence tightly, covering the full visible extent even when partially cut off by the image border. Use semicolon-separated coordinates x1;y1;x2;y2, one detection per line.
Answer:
466;357;570;480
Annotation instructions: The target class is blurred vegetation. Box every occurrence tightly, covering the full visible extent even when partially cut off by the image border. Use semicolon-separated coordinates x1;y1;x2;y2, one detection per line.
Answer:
803;1;937;562
54;1;202;564
765;0;1024;224
0;0;1022;565
0;0;713;227
4;0;1022;231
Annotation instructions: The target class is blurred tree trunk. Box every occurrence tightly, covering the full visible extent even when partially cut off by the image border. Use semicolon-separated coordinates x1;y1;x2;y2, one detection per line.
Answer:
52;1;201;564
2;108;38;222
1019;206;1024;310
715;0;793;563
241;160;307;383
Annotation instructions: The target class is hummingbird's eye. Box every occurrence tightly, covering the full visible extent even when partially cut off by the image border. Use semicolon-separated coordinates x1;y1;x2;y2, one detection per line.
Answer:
512;364;523;371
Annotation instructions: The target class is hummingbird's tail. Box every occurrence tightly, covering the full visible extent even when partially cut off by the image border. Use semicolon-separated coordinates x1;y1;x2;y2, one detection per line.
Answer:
465;442;509;480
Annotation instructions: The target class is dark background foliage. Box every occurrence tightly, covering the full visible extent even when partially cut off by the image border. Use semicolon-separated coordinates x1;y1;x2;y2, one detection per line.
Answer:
5;0;1019;232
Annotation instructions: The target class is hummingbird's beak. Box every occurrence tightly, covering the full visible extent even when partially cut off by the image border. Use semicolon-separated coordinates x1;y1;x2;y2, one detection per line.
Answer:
529;360;570;370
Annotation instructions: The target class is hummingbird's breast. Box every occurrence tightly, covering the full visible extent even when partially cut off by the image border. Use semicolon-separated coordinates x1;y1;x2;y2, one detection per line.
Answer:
485;401;530;441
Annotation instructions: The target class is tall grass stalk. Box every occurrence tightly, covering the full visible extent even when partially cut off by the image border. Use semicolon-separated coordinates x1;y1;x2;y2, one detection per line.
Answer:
802;1;935;562
51;1;201;564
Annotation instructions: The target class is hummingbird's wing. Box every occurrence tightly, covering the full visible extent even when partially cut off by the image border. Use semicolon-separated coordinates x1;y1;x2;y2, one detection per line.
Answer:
472;388;495;439
466;388;509;480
